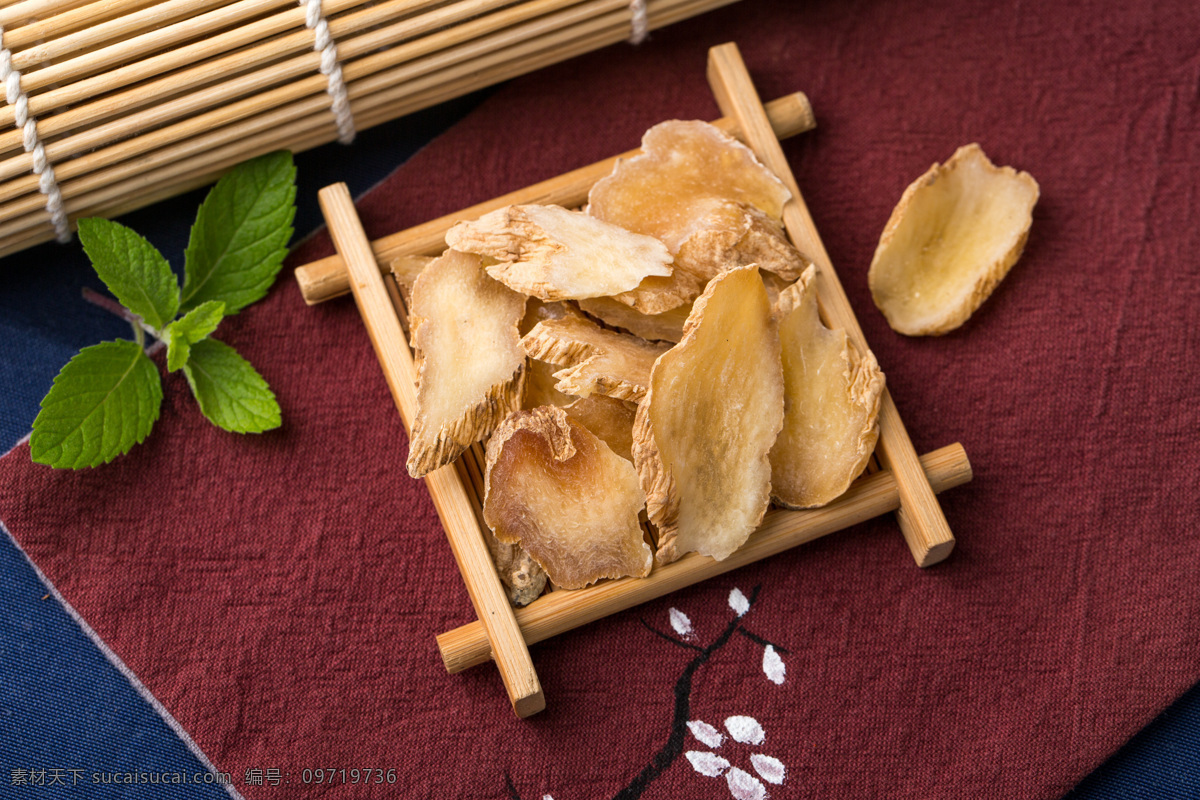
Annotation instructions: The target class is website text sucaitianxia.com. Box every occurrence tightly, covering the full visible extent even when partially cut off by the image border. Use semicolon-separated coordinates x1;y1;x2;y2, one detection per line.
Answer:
9;766;402;789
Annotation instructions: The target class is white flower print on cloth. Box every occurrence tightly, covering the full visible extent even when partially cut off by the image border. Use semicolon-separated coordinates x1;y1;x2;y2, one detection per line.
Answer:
685;714;786;798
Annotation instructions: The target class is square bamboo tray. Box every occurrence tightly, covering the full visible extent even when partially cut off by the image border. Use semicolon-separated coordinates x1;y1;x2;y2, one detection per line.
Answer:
297;42;973;717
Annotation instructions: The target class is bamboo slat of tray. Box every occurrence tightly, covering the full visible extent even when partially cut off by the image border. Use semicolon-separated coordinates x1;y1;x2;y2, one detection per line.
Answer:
705;42;956;567
0;0;723;249
318;182;544;718
293;90;816;305
437;444;972;672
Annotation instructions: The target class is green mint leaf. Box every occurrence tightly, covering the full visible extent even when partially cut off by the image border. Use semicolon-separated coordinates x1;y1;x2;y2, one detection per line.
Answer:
183;339;281;433
77;218;179;332
30;340;162;469
180;151;297;315
164;300;225;372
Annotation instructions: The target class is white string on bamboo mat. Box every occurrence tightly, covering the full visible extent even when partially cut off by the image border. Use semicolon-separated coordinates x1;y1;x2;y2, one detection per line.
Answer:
629;0;649;44
301;0;356;145
0;27;71;243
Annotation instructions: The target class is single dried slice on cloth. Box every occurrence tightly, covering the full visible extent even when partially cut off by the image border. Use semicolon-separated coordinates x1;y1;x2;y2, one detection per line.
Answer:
633;265;783;564
406;249;527;478
445;204;672;301
522;314;670;402
483;406;652;589
483;531;547;607
577;295;689;343
564;394;637;462
868;143;1040;335
770;267;885;508
589;120;807;313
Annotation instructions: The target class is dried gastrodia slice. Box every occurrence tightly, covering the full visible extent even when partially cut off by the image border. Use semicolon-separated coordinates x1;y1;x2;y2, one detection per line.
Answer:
522;314;670;403
484;406;652;589
868;143;1040;335
406;249;526;478
564;394;637;463
484;531;547;607
589;120;807;314
770;267;885;509
633;265;784;564
445;204;672;301
577;295;689;343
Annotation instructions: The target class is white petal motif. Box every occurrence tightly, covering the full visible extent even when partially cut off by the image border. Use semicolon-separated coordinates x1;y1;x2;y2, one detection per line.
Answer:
669;607;693;637
728;587;750;617
685;750;731;778
750;754;786;785
762;645;786;685
724;715;765;745
687;719;725;748
725;767;766;800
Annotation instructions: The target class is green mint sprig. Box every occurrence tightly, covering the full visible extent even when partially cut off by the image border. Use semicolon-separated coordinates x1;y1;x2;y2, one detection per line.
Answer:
30;151;297;469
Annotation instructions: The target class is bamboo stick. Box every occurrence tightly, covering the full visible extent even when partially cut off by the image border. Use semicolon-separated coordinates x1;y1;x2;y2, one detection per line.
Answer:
294;90;812;304
319;182;544;718
0;0;573;182
0;0;491;140
0;0;644;225
10;0;243;78
0;0;160;50
437;443;972;673
705;42;956;567
0;0;716;217
0;0;94;29
0;0;736;254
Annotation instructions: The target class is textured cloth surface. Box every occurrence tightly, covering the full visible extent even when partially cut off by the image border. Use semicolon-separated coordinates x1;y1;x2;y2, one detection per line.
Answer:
2;1;1199;798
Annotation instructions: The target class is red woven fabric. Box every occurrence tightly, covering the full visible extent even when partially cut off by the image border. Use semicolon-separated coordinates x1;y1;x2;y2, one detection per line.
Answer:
3;0;1198;797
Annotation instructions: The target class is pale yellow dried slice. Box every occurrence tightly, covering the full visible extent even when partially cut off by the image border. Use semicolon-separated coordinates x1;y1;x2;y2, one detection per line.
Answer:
589;120;808;312
770;266;885;509
483;531;547;607
868;143;1040;335
389;254;434;288
483;406;652;589
564;394;637;462
633;265;784;564
577;295;690;343
523;358;575;409
518;298;574;336
522;315;670;402
406;249;527;478
445;204;672;301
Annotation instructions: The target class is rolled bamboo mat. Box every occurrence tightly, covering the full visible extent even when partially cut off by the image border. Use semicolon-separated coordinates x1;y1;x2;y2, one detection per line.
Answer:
0;0;742;259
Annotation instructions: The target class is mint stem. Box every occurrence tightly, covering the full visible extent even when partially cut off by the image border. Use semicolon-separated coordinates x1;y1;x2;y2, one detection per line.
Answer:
81;287;166;357
82;286;163;343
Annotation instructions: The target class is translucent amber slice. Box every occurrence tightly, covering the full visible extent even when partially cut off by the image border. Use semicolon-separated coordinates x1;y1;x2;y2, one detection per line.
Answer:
483;406;652;589
577;295;689;343
406;249;526;478
589;120;807;313
564;394;637;462
868;143;1040;335
445;204;672;301
522;314;670;402
633;265;783;564
770;267;885;508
